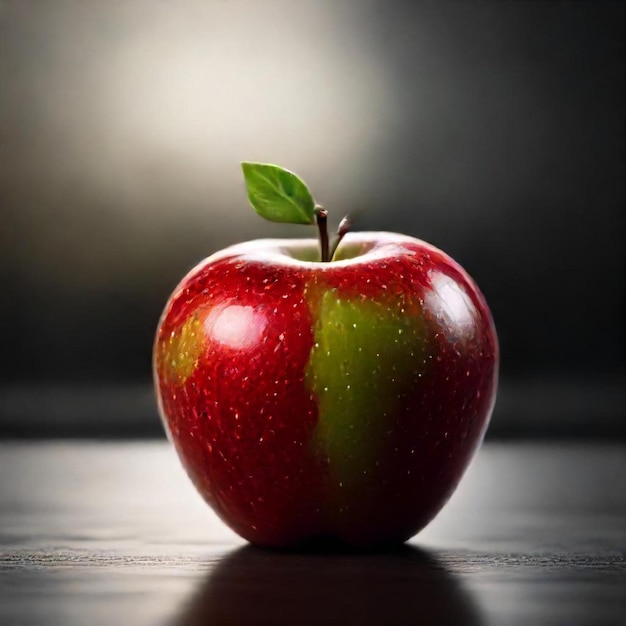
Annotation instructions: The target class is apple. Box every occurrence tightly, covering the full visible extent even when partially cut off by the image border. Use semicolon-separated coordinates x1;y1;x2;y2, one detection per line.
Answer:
153;163;498;548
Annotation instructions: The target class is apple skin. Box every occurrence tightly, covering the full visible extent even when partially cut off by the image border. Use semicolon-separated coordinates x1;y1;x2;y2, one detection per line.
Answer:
153;232;498;548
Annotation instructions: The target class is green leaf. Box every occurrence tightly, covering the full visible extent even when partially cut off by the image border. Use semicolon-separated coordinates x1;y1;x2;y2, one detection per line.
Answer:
241;162;316;225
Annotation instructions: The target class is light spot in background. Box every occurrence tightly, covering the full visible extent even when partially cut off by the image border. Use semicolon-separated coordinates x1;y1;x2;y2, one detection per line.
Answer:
8;1;396;217
1;0;397;289
102;2;393;185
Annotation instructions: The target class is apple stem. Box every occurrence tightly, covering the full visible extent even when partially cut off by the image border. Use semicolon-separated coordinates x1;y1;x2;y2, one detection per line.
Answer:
329;215;351;262
315;206;330;262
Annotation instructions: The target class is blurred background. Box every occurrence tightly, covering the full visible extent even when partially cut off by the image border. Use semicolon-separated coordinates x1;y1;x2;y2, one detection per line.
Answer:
1;0;623;438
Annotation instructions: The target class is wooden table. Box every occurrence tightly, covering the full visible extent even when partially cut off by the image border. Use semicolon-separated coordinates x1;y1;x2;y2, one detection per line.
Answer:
1;441;624;625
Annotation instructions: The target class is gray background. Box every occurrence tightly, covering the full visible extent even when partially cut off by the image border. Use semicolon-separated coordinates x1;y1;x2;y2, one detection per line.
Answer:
1;0;623;437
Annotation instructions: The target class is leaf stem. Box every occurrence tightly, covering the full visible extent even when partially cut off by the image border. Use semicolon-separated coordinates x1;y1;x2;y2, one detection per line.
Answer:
329;215;351;262
315;206;330;262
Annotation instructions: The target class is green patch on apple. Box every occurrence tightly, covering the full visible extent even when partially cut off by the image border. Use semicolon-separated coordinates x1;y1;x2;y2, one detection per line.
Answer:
306;290;427;504
163;315;204;386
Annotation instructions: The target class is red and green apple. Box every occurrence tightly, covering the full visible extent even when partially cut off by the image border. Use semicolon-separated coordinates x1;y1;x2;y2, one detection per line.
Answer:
153;163;498;548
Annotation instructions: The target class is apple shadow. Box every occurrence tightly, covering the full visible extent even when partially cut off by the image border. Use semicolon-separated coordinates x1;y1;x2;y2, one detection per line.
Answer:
171;544;485;626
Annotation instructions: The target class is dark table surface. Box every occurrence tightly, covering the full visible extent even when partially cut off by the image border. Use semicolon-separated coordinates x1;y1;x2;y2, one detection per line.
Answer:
1;441;624;626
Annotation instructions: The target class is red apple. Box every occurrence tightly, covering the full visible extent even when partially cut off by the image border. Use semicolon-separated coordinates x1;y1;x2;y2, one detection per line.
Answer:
153;164;498;548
